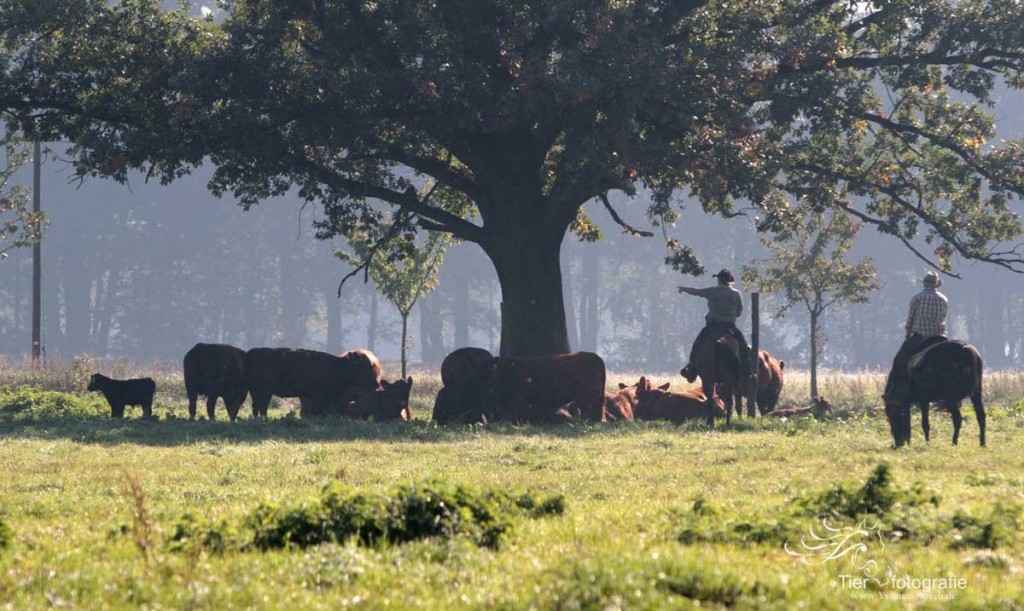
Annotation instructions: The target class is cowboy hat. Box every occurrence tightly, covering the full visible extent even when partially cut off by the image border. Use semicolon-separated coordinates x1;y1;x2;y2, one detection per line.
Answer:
921;271;942;288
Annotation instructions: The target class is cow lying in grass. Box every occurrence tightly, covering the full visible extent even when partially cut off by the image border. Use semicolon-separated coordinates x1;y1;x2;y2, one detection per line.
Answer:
634;377;725;424
86;373;156;419
764;397;834;419
344;377;414;421
603;383;639;421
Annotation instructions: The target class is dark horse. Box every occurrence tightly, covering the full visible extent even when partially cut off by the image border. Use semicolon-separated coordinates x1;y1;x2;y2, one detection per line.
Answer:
883;340;986;448
687;331;748;425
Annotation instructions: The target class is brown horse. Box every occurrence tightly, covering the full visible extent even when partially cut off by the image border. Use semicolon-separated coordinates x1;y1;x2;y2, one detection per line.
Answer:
687;331;748;425
883;340;985;448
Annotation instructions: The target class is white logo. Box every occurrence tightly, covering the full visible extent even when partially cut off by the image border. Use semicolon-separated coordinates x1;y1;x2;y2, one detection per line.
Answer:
785;518;894;586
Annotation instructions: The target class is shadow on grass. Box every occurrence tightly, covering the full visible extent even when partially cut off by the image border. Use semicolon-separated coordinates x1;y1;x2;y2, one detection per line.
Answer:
0;410;841;447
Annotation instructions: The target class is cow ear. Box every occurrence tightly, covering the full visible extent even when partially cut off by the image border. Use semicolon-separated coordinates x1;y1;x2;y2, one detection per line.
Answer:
779;361;785;370
381;380;391;389
658;382;670;391
618;383;627;389
406;376;413;385
637;376;647;389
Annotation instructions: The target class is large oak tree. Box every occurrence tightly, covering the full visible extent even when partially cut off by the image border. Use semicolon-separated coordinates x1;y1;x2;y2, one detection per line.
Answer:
4;0;1024;356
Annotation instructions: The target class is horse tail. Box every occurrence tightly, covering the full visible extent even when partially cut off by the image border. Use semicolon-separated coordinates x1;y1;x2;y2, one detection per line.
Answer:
714;338;741;379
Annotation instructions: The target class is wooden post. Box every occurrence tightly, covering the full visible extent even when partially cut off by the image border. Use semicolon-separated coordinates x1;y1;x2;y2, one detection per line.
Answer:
746;292;759;417
31;140;42;365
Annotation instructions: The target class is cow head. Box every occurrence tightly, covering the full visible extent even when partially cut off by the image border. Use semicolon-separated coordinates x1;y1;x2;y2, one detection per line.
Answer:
378;376;414;421
86;373;104;392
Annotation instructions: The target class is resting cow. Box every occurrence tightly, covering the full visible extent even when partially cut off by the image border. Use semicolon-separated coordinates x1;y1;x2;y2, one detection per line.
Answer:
87;373;155;419
634;377;725;424
763;396;833;419
603;382;639;421
432;347;494;425
492;351;606;423
246;347;380;418
345;377;414;421
183;343;249;421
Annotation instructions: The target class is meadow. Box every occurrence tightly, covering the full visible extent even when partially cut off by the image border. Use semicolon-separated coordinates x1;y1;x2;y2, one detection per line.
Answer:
1;356;1023;609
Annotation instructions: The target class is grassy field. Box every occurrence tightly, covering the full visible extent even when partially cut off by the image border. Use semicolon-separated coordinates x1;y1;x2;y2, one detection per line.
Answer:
1;358;1023;609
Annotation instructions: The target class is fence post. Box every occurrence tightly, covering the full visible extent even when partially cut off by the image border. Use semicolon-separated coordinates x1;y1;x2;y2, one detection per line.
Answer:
747;292;759;417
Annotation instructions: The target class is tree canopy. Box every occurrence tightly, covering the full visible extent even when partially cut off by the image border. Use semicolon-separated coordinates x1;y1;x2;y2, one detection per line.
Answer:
3;0;1024;355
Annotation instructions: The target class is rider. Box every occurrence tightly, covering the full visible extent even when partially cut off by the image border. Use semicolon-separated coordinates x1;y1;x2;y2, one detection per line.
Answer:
678;269;753;383
883;271;949;402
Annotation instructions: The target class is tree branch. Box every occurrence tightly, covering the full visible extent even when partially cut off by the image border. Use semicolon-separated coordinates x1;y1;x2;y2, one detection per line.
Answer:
598;193;653;237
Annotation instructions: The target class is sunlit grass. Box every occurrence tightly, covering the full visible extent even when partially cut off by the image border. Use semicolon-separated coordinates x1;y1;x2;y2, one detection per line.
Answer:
0;359;1021;608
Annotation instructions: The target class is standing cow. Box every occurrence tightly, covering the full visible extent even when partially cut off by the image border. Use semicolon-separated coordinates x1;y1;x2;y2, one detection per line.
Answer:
756;350;786;415
183;343;249;421
87;373;156;419
245;348;380;418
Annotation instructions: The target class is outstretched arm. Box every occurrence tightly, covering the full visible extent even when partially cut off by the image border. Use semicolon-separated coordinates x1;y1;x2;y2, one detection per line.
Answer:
678;286;699;295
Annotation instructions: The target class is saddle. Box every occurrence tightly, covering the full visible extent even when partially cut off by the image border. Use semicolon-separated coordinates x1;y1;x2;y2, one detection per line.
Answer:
907;339;965;371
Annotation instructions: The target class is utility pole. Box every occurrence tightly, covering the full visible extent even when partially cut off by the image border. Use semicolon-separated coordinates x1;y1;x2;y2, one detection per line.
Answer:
746;292;759;417
31;140;41;364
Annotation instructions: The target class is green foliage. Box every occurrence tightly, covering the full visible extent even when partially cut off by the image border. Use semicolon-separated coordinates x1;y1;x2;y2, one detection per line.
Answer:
169;480;564;554
0;131;46;260
0;385;108;420
0;516;12;550
801;463;940;520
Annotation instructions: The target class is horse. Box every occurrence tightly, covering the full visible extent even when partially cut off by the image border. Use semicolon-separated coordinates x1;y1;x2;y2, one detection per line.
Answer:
883;340;985;448
686;330;748;425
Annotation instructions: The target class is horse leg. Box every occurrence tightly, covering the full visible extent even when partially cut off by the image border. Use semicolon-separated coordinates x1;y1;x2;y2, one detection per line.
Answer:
950;401;963;446
921;402;930;442
971;390;986;447
903;404;915;446
703;380;717;427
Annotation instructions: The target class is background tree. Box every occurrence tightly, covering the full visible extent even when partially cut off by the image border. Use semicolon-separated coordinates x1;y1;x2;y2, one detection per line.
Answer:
5;0;1024;358
743;210;882;400
338;217;453;378
0;131;44;260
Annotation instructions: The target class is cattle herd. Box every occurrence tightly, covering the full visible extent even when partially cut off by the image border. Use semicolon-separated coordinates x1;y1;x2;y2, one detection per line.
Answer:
85;343;795;426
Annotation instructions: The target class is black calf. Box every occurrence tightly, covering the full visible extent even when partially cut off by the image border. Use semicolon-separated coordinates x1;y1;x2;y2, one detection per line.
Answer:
87;373;156;418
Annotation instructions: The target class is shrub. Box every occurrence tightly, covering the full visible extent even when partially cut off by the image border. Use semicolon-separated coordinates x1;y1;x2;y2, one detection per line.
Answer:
0;386;108;420
0;516;12;550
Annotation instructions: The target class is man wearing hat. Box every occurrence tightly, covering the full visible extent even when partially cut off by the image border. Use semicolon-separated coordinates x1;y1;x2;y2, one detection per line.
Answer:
678;269;752;383
883;271;949;402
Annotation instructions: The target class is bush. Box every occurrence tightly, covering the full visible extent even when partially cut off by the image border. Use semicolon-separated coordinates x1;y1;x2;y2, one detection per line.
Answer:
168;480;565;554
0;517;12;550
0;386;108;420
800;463;939;519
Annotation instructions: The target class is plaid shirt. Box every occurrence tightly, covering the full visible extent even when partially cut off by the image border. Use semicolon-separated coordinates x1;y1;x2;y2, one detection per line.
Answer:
907;288;948;337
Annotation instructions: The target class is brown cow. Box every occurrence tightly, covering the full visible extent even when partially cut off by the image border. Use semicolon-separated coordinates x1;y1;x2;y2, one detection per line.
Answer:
345;377;414;421
433;348;494;425
245;348;380;418
603;382;638;421
183;343;248;421
340;349;383;385
492;351;606;423
756;350;786;415
764;396;834;419
634;377;726;424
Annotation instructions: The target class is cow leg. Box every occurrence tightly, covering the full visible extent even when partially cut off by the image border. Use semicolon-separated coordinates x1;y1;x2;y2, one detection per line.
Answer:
187;390;198;420
226;398;240;422
112;402;124;419
142;398;153;419
971;390;986;447
950;401;963;446
206;395;218;421
251;392;271;419
921;402;930;442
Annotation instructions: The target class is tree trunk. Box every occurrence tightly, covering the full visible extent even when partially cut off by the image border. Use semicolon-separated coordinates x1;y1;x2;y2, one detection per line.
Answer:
562;245;579;351
485;230;571;357
367;289;378;352
400;311;409;378
809;311;820;401
580;248;600;352
326;289;343;353
453;261;470;348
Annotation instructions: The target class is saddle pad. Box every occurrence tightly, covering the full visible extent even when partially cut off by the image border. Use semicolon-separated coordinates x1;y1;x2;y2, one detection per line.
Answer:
907;339;964;370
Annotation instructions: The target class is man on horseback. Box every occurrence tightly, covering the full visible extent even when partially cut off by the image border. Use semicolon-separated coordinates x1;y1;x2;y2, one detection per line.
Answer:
883;271;949;403
678;269;753;383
